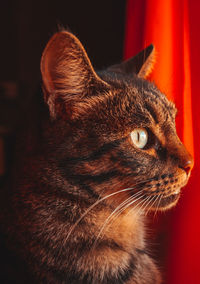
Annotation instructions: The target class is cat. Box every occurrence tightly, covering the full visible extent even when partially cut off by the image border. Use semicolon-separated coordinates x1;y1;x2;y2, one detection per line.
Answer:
0;30;193;284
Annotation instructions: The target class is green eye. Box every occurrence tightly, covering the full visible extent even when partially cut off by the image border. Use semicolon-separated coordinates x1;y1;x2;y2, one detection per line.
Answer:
130;128;148;149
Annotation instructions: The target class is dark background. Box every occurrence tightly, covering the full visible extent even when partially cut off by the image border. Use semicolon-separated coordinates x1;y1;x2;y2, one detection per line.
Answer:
0;0;126;181
0;0;126;90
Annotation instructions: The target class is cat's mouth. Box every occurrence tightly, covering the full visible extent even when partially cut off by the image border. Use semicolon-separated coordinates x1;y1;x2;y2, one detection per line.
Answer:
148;179;188;211
153;191;181;210
138;172;189;211
148;176;189;210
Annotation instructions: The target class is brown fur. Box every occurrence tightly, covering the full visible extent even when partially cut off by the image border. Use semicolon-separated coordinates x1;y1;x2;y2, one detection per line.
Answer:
0;31;193;283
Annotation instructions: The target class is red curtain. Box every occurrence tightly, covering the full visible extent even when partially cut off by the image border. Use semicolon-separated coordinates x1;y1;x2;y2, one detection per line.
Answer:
124;1;200;283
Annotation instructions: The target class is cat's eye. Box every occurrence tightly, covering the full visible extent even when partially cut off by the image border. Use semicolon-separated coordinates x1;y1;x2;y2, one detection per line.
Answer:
130;128;148;149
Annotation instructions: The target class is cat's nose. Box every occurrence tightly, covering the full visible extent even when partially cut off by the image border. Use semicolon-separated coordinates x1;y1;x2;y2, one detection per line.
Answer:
182;160;194;175
174;140;194;176
180;155;194;176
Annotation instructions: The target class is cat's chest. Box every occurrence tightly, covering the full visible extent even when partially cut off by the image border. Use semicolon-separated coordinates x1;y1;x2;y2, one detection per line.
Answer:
94;207;145;251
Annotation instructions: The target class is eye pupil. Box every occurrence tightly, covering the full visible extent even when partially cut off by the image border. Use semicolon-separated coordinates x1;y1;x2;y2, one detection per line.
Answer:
131;128;148;149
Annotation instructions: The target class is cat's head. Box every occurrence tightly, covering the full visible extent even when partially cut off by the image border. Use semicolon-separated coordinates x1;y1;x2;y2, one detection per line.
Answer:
41;31;193;212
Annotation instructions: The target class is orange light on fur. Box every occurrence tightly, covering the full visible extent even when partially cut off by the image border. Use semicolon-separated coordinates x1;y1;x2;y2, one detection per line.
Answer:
124;0;194;158
124;1;199;283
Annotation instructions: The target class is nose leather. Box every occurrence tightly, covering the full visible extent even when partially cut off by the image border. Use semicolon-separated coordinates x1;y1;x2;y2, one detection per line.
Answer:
180;156;194;175
168;136;194;176
176;142;194;175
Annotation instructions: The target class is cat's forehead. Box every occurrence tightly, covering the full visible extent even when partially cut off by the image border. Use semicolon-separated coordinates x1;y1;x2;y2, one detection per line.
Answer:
97;71;177;132
95;73;176;138
130;78;177;122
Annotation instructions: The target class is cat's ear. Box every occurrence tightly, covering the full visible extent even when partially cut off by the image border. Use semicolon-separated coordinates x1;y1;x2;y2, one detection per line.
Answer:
41;31;106;118
108;44;155;79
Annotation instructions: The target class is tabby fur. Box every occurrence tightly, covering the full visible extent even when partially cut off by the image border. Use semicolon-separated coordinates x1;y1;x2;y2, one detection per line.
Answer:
0;31;193;284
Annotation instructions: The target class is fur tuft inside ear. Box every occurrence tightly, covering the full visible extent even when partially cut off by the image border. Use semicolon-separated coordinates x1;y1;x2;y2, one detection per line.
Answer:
40;31;106;119
108;44;156;79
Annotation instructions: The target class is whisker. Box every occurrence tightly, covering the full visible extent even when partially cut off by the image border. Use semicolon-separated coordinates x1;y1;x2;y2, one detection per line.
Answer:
102;192;148;234
144;195;157;216
93;191;144;247
65;177;155;242
145;195;158;216
141;195;155;214
98;177;154;196
65;191;139;242
154;193;163;217
133;195;153;216
127;193;151;215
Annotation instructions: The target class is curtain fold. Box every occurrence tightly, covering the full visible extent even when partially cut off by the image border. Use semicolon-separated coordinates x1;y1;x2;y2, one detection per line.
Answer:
124;1;200;283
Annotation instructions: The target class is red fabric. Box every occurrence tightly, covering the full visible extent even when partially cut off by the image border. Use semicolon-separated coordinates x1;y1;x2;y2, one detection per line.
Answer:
124;1;200;283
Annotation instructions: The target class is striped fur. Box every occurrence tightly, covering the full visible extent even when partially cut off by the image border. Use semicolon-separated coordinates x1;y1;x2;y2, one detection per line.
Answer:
0;31;193;283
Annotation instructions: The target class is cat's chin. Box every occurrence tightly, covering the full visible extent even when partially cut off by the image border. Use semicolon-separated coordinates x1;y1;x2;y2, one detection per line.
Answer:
149;192;181;212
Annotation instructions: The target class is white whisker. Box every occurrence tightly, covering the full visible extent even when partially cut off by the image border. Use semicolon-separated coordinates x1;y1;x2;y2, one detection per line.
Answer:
145;195;157;216
141;195;155;214
107;192;149;227
133;195;153;216
65;177;155;242
154;193;163;218
93;191;145;246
